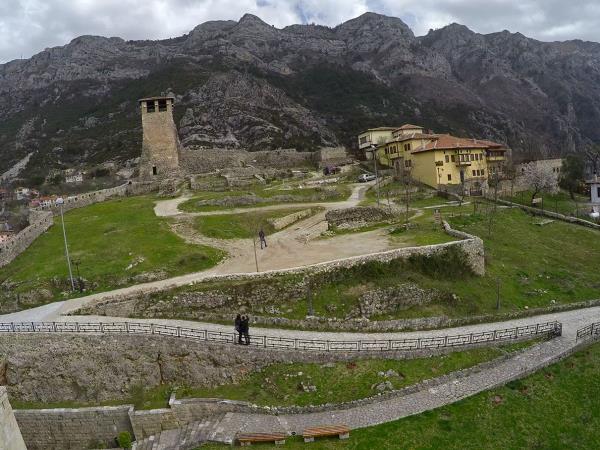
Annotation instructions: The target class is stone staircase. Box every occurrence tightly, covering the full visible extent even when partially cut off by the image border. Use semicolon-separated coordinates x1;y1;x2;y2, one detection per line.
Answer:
132;415;226;450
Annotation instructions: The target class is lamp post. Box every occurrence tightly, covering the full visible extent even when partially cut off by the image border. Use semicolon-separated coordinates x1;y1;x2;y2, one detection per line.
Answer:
369;144;380;206
56;197;75;291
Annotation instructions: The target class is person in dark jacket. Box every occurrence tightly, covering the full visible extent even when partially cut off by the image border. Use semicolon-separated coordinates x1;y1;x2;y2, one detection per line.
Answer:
234;314;242;344
258;229;267;249
241;315;250;345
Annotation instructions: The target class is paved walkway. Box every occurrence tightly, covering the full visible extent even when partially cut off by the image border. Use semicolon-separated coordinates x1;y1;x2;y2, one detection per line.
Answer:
209;336;575;443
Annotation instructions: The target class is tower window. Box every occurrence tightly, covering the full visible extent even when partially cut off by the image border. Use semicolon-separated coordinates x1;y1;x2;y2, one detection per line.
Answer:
146;101;155;113
158;99;167;112
152;166;157;175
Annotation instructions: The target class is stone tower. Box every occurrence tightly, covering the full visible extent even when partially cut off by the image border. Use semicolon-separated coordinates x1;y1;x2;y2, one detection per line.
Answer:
138;96;182;179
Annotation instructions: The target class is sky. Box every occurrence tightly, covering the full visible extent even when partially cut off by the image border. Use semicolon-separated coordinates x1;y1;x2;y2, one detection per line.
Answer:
1;0;599;63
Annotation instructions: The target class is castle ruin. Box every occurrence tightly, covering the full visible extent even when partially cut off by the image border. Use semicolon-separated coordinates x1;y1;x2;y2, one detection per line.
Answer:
138;96;182;179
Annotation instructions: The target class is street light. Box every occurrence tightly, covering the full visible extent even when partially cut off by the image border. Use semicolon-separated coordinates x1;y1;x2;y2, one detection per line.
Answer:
369;144;381;206
55;197;75;291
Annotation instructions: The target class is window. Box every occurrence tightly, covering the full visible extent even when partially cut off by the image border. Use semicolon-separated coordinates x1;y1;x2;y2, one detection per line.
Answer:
158;99;167;112
405;160;412;168
597;186;600;197
146;100;155;113
359;136;367;145
472;170;477;177
445;155;449;163
451;155;456;162
152;166;157;175
470;154;475;161
481;169;485;176
447;174;452;181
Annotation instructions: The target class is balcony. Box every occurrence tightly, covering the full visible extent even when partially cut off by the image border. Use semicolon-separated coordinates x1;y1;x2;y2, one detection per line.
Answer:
486;155;505;162
455;160;472;166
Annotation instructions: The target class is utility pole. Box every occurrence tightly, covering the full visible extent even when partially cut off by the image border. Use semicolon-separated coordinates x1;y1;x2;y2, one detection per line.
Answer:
56;197;75;292
371;145;380;206
306;277;314;317
496;278;501;310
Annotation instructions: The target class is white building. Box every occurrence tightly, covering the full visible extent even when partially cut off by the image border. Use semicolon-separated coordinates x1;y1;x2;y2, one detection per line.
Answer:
65;173;84;184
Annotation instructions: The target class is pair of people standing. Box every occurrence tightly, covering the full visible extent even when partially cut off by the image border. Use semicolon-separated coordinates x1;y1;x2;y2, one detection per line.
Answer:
234;314;250;345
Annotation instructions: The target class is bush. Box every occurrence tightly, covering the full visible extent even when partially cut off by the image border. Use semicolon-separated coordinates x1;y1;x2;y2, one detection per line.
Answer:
117;431;132;449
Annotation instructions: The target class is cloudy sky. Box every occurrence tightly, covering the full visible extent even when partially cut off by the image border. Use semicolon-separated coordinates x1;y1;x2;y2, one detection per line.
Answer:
1;0;598;63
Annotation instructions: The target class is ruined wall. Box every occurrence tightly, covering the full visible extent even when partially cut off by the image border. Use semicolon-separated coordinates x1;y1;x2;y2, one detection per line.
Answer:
14;406;133;450
33;181;157;215
326;206;396;230
317;146;352;167
0;210;53;268
268;208;315;230
0;386;27;450
181;148;316;173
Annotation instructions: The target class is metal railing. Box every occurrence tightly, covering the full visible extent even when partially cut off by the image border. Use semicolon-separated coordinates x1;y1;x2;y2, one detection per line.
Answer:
0;320;562;352
576;322;600;342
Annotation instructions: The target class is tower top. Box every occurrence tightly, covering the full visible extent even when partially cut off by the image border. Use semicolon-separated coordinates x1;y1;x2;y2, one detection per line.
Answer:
138;96;175;104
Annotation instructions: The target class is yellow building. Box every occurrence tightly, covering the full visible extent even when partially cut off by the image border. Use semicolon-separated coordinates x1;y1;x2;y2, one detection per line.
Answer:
371;125;508;195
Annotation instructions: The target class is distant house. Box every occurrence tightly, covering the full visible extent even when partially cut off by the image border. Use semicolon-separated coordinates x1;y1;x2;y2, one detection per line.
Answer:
65;173;84;184
357;127;401;154
15;187;30;200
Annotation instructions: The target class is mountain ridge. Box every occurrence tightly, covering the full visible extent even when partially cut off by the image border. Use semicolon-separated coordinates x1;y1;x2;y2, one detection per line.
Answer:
1;11;599;180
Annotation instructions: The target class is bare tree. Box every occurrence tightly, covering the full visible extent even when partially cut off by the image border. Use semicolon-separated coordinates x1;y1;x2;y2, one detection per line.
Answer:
521;162;558;203
584;143;600;176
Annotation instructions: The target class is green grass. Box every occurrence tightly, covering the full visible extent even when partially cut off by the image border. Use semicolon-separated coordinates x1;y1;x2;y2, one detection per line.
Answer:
195;208;319;240
1;196;223;306
178;341;535;407
199;340;600;449
180;184;351;213
504;189;590;218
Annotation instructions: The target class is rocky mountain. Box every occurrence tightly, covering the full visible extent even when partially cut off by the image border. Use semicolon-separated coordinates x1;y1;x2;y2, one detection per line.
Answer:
2;12;600;180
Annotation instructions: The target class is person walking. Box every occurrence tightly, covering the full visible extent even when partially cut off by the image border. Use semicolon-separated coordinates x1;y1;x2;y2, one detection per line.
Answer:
234;314;242;344
258;229;267;249
241;315;250;345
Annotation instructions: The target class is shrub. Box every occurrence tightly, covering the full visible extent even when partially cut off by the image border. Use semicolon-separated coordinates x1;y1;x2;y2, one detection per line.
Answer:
117;431;132;449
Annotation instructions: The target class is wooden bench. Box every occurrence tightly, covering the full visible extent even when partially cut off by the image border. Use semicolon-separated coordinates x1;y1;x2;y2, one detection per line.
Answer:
302;425;350;443
237;432;287;446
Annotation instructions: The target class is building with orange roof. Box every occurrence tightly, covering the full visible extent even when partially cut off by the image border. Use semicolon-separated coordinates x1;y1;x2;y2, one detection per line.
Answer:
364;124;508;195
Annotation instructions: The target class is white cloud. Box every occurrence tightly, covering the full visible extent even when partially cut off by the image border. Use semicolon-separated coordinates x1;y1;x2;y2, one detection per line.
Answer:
0;0;599;63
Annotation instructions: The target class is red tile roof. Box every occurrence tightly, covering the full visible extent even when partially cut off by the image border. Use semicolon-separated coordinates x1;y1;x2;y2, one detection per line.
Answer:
395;124;424;131
412;134;508;153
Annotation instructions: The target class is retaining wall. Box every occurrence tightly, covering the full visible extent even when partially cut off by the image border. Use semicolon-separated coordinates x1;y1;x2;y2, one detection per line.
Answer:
0;210;53;268
0;386;27;450
14;405;133;450
268;208;315;230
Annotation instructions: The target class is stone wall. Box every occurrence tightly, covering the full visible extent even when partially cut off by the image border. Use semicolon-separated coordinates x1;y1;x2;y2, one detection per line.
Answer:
325;206;396;230
316;147;352;167
268;208;315;230
0;386;27;450
34;181;158;216
0;210;53;268
180;148;316;173
14;406;133;450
